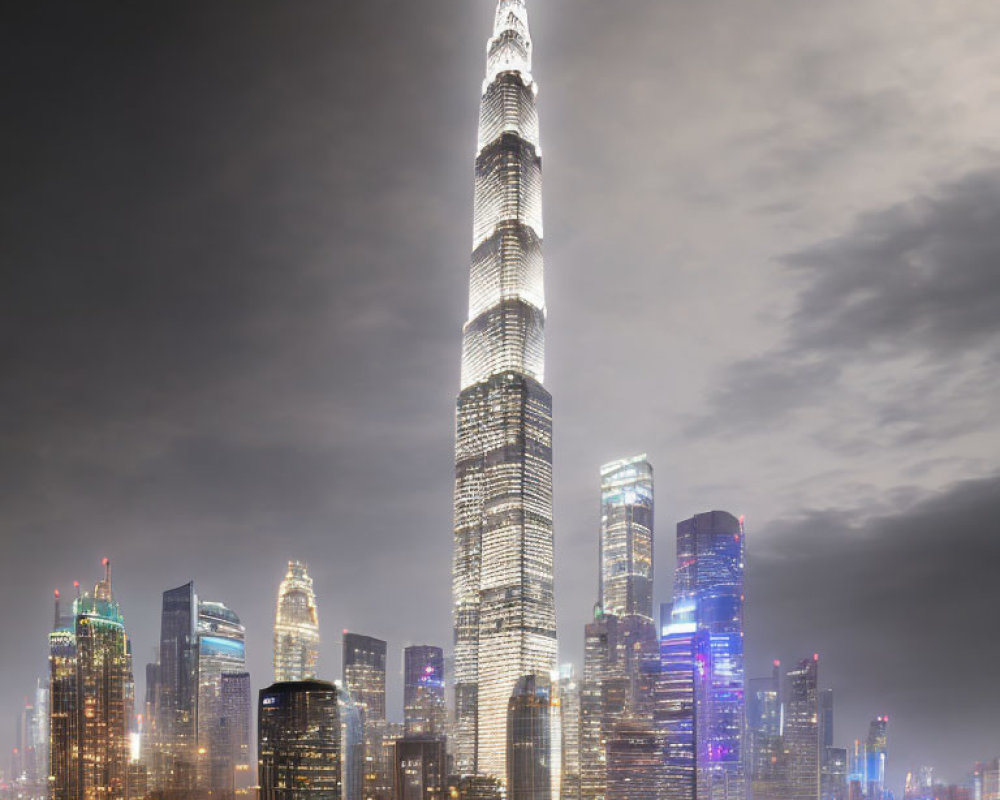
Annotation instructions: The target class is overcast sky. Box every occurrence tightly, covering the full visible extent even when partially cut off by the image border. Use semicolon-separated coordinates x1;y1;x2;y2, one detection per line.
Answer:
3;0;999;790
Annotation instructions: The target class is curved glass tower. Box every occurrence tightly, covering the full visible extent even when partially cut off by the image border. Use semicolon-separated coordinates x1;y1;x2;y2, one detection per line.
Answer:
453;0;556;780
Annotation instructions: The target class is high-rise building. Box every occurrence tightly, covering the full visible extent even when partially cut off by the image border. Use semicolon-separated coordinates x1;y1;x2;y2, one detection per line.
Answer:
151;582;199;795
654;602;697;800
219;672;253;798
196;601;249;798
864;718;888;800
451;0;556;778
343;634;389;800
403;647;445;738
49;561;134;800
274;562;320;683
821;749;848;800
818;691;843;800
557;666;581;800
674;511;746;800
393;738;447;800
259;680;359;800
506;676;553;800
606;716;663;800
784;657;820;800
580;609;618;800
747;662;784;800
599;456;654;624
50;589;79;800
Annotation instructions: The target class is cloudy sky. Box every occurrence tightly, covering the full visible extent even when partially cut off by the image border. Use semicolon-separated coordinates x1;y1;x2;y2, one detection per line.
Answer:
3;0;999;789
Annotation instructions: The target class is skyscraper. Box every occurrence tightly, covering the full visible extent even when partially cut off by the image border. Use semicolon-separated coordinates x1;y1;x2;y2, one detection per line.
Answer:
259;680;356;800
674;511;746;800
452;0;556;778
557;666;581;800
274;562;321;683
151;582;199;795
655;602;697;800
606;716;663;800
196;601;250;798
219;672;253;798
403;647;445;738
747;662;784;800
343;634;388;800
49;561;134;800
599;456;654;624
580;609;618;800
864;717;888;800
784;657;820;800
506;676;553;800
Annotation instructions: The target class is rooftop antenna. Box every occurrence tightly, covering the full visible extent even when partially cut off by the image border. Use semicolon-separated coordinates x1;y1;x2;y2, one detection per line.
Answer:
53;589;60;628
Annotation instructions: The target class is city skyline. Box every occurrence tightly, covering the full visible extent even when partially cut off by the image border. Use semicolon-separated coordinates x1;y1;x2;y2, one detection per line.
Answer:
3;0;1000;792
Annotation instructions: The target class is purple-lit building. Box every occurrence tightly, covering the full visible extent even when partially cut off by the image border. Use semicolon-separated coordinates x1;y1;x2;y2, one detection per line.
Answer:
671;511;747;800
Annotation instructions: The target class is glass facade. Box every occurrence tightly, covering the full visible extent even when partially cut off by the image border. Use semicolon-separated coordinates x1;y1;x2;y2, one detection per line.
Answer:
784;657;820;800
343;634;389;800
196;601;250;798
403;646;445;738
506;675;553;800
599;456;654;624
49;562;134;800
274;562;320;683
150;582;199;794
393;738;447;800
558;665;581;800
606;716;663;800
453;0;556;780
660;512;746;800
259;681;351;800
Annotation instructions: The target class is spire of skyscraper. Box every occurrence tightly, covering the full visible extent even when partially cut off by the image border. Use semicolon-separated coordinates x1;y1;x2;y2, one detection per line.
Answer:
453;0;556;781
273;561;320;683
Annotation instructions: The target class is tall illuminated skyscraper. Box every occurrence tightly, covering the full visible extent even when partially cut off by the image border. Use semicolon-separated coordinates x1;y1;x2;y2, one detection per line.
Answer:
599;456;654;624
452;0;556;780
49;561;134;800
784;656;820;800
196;601;250;797
274;562;320;683
343;633;388;800
673;511;746;800
150;582;199;795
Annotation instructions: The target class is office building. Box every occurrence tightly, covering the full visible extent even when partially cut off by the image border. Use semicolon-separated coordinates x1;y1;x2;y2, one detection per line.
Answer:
452;0;557;776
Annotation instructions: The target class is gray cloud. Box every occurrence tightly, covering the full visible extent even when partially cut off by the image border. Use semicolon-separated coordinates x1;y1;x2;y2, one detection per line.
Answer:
688;166;1000;436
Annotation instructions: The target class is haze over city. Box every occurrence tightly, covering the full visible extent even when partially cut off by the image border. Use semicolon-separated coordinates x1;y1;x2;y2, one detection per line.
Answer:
2;1;999;796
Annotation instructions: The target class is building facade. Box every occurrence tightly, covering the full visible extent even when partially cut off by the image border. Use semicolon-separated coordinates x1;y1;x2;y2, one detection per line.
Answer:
343;634;389;800
599;456;654;624
392;738;447;800
259;681;359;800
452;0;557;778
784;657;820;800
196;601;250;798
506;676;553;800
49;562;134;800
274;562;320;683
403;646;445;738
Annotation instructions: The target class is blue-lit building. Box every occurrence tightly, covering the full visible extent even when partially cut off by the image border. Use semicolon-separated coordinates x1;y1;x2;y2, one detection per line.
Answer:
197;601;251;797
665;511;747;800
655;602;698;800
